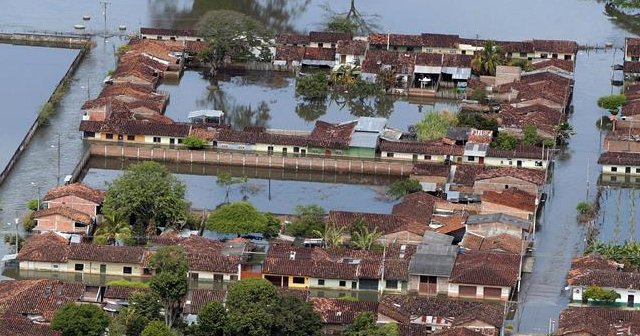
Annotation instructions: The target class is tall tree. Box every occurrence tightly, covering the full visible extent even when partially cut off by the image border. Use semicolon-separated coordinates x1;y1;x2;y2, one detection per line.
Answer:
195;301;227;336
95;211;133;245
472;40;504;76
321;0;381;34
271;295;323;336
415;111;458;141
313;224;345;249
141;321;175;336
103;161;189;241
197;10;271;76
350;225;382;250
51;303;110;336
343;312;398;336
285;204;326;237
149;246;189;327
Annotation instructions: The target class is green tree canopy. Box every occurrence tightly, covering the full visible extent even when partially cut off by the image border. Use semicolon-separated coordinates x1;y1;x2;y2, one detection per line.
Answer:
583;286;621;302
522;124;541;146
472;40;504;76
149;246;188;274
343;312;398;336
285;204;326;237
103;161;189;241
350;225;383;251
149;246;188;327
195;301;227;336
415;111;457;141
597;94;627;115
216;172;248;203
183;136;208;150
225;278;279;336
492;132;518;150
457;112;498;131
197;10;271;75
51;303;110;336
95;211;132;245
141;321;175;336
387;179;423;199
296;73;329;99
271;295;323;336
206;201;271;235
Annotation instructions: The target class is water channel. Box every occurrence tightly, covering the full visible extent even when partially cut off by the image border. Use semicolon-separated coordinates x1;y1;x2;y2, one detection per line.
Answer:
0;0;637;332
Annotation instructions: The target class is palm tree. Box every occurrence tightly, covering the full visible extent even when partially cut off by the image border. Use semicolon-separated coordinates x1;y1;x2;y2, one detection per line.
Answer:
95;212;133;245
312;224;344;249
555;122;575;144
350;226;382;250
472;41;504;76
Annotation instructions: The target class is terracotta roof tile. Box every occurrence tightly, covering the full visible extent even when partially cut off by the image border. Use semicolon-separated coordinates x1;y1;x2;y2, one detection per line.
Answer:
328;211;426;236
431;213;468;235
450;251;520;287
275;34;310;45
380;140;464;156
532;39;578;54
453;165;487;186
412;163;452;177
361;49;416;74
461;233;524;254
103;286;149;300
33;206;92;224
303;47;336;61
0;313;62;336
392;192;439;224
421;33;460;48
0;280;85;320
17;232;70;263
309;31;352;44
558;307;640;336
274;45;305;62
531;58;575;73
336;40;367;55
486;145;546;160
432;327;487;336
567;254;640;289
308;120;357;149
80;119;191;138
310;297;378;325
598;151;640;166
68;244;145;264
474;167;546;186
43;183;105;204
624;61;640;74
183;289;226;315
217;128;309;147
140;27;197;37
481;188;537;212
369;33;423;47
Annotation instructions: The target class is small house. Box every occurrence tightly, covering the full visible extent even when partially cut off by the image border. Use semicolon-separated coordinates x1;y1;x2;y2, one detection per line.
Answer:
472;167;545;196
407;232;458;296
448;251;520;301
465;213;531;239
598;151;640;176
480;188;537;221
32;207;94;235
311;298;378;335
336;40;367;65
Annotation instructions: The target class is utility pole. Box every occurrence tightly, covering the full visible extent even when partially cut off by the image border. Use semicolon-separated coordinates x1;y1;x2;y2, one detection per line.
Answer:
57;133;61;186
100;1;111;38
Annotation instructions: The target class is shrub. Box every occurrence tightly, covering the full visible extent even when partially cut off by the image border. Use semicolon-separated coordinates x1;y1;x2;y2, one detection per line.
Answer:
296;73;329;99
415;111;458;141
583;286;620;302
387;179;423;199
576;202;593;215
22;211;36;232
106;279;150;289
182;135;208;149
26;199;39;211
492;132;517;150
470;88;487;102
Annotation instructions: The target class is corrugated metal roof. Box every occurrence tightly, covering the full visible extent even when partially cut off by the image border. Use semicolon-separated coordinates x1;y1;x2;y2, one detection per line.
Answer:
188;110;224;119
421;231;454;245
350;132;379;149
409;243;458;276
466;213;531;229
355;117;387;132
463;143;489;157
414;65;441;74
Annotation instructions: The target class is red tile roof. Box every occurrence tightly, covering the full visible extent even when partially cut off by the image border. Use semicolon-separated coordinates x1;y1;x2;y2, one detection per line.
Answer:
380;140;464;156
103;285;149;300
361;49;416;74
328;211;427;236
567;254;640;289
531;58;575;73
275;34;310;45
486;145;546;160
421;33;460;48
500;103;563;136
391;192;439;224
310;297;378;325
140;27;197;37
33;206;92;224
558;307;640;336
43;183;105;204
0;280;85;321
369;33;424;47
0;313;62;336
79;119;191;138
183;289;226;315
217;128;309;147
378;295;504;327
308;120;357;149
336;40;367;55
474;167;546;185
598;151;640;166
481;188;537;212
450;251;520;287
68;244;145;264
303;48;336;61
431;213;468;235
626;37;640;58
532;39;578;54
461;233;524;254
624;60;640;75
411;163;451;177
309;31;352;44
274;45;305;62
17;232;70;263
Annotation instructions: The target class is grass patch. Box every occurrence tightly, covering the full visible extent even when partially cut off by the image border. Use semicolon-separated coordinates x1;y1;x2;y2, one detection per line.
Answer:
38;75;71;126
106;279;150;289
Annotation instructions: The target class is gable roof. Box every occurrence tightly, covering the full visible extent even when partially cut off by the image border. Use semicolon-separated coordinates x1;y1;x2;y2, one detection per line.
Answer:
466;213;531;230
310;297;378;325
474;167;546;186
558;307;640;336
450;251;520;287
17;232;70;263
336;40;367;55
183;289;226;315
275;34;310;45
308;120;357;149
328;211;426;236
481;188;537;212
309;31;352;44
460;232;524;254
68;244;145;264
378;295;503;327
432;327;486;336
0;313;62;336
532;39;578;54
598;151;640;166
32;206;92;224
43;183;105;204
380;139;464;156
392;192;439;224
567;254;640;290
0;280;85;321
103;286;149;300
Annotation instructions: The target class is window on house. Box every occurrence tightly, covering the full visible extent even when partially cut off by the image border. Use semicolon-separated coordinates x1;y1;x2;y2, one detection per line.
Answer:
424;155;431;160
461;50;466;55
153;137;161;143
352;282;357;289
540;53;548;59
535;161;543;167
386;280;398;289
520;52;527;58
170;138;175;145
611;167;618;172
106;133;114;140
611;176;617;182
230;275;238;281
127;135;135;141
633;56;640;62
386;152;394;158
467;156;475;162
53;264;59;269
564;55;572;60
156;36;162;40
214;274;223;282
84;131;95;138
318;43;324;48
393;46;398;51
412;154;418;161
508;160;513;165
118;134;124;141
425;48;433;53
178;138;183;144
123;267;132;274
636;168;640;173
331;43;336;48
339;280;346;287
508;52;513;58
407;47;414;52
143;268;152;275
552;53;558;59
282;148;287;155
293;147;300;153
74;264;84;271
267;146;274;154
292;277;305;284
318;279;325;286
170;36;176;41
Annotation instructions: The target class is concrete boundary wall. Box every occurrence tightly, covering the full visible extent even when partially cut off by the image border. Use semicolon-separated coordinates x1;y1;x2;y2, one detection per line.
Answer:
0;32;92;48
87;144;414;177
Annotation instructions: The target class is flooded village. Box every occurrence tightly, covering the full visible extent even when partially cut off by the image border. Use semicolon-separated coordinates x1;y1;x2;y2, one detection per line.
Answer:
0;1;639;335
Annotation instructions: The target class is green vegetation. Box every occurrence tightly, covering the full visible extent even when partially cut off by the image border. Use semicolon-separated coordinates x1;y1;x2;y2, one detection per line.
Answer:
197;10;271;75
149;246;189;327
103;161;189;243
223;278;322;336
472;40;504;76
457;111;499;131
576;202;594;215
597;94;627;116
312;224;344;248
141;321;175;336
52;303;110;336
350;225;382;251
39;75;71;126
469;88;488;103
492;132;518;150
106;279;150;289
4;234;24;250
586;241;640;270
206;201;279;237
22;211;37;232
415;111;457;141
26;199;39;211
182;136;208;150
296;73;329;99
285;204;327;237
320;1;380;34
343;312;399;336
387;179;423;199
376;68;397;91
522;124;541;146
509;58;534;72
111;291;162;336
117;44;130;57
95;211;133;245
583;286;621;302
326;16;359;33
191;301;226;336
556;122;576;144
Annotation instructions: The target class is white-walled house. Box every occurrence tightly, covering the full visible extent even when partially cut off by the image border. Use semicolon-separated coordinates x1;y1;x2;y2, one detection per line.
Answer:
448;251;520;301
598;151;640;176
